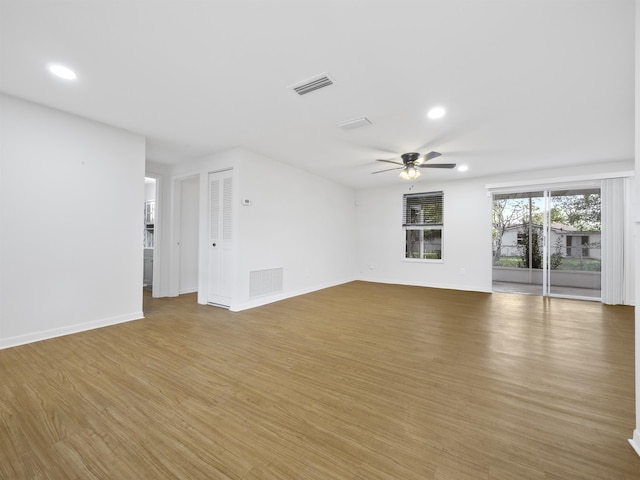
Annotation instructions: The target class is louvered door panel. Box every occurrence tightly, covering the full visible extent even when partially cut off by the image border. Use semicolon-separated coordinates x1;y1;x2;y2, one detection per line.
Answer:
208;170;233;307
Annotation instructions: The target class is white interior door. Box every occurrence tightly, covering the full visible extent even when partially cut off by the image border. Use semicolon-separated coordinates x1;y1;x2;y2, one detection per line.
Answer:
208;170;233;306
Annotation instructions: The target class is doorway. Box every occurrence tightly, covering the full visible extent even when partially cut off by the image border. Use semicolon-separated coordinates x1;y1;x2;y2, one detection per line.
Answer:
143;177;157;292
492;186;601;300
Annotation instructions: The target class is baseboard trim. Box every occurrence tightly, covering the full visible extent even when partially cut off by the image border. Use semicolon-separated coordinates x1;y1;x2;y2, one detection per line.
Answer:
0;311;144;350
229;278;355;312
629;430;640;457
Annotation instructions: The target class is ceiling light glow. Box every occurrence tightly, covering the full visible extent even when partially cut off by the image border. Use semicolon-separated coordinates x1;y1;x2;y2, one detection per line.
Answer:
457;165;469;172
48;64;77;80
427;106;446;119
399;166;421;180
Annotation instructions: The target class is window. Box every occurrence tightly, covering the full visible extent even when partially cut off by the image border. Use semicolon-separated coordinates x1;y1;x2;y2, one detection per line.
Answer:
566;235;590;258
403;191;443;260
581;235;590;257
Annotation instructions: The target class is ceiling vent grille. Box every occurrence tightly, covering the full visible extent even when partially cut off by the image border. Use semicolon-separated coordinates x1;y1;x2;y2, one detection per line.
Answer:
290;73;335;95
337;116;372;130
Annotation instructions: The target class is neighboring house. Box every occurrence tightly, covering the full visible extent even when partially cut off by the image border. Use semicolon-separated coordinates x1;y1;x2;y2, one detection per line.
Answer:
497;223;601;259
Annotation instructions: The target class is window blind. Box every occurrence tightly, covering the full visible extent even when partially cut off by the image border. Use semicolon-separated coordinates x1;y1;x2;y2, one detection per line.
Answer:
403;191;443;226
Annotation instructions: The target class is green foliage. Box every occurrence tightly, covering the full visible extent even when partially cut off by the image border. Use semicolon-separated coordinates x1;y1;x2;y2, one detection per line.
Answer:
492;198;530;264
549;237;563;270
551;193;601;231
493;256;601;272
422;203;443;224
493;257;523;268
493;193;601;232
406;196;442;224
556;257;601;272
531;207;564;226
518;229;542;269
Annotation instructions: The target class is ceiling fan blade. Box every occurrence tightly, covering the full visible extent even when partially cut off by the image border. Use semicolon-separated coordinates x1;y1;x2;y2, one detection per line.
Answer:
371;167;403;174
416;151;442;163
376;159;404;166
419;163;456;169
425;151;442;160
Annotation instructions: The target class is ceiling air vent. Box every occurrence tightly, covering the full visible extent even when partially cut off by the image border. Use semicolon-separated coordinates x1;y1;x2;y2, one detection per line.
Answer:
337;116;372;130
290;73;335;96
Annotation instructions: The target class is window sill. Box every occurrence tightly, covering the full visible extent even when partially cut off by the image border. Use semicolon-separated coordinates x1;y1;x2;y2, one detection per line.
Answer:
403;257;443;264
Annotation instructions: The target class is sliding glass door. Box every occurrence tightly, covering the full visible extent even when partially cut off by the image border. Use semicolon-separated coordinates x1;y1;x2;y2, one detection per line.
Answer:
492;191;544;295
546;189;601;299
492;186;601;300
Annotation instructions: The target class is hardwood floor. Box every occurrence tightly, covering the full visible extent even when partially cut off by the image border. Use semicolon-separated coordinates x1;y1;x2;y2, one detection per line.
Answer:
0;281;638;479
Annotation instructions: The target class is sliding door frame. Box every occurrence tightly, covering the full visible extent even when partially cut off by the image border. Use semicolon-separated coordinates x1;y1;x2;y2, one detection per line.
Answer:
491;180;602;301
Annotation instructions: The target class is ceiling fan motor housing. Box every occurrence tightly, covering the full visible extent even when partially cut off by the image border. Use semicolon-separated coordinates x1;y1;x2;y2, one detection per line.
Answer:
401;152;421;164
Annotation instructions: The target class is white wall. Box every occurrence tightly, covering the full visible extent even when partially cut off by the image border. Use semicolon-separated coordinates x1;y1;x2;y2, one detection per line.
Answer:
355;160;634;294
0;94;145;348
155;147;357;311
233;149;357;310
356;177;493;292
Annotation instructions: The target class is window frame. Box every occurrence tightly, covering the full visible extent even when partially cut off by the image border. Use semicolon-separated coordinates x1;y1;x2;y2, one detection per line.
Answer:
402;191;444;263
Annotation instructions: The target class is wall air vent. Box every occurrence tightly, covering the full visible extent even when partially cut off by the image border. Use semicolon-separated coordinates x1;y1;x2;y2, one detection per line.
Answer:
337;116;372;130
250;268;283;298
290;73;335;96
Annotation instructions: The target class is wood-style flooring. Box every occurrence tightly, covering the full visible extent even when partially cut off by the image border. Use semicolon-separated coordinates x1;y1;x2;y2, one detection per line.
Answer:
0;281;638;479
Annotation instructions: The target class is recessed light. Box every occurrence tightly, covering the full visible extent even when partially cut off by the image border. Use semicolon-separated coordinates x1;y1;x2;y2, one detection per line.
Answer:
427;106;446;119
457;165;469;172
48;64;77;80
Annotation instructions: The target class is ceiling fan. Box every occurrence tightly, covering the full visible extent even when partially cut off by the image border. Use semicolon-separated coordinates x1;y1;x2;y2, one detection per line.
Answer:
372;151;456;180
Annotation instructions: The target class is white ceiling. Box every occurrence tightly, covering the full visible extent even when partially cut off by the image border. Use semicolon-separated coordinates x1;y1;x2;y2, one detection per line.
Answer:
0;0;634;189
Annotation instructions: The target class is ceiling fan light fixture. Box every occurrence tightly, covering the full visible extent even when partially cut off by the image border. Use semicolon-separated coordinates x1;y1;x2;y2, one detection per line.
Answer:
399;166;421;180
